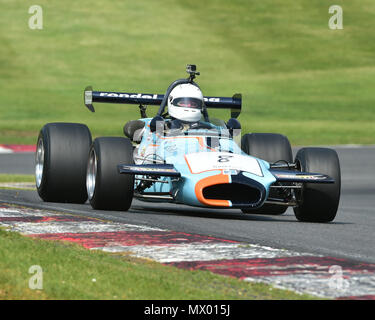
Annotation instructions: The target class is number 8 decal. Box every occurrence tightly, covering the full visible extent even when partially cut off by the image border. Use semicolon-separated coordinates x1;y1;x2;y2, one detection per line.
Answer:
218;155;233;163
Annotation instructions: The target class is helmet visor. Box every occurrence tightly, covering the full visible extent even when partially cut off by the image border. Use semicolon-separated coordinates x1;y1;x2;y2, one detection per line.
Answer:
172;97;202;109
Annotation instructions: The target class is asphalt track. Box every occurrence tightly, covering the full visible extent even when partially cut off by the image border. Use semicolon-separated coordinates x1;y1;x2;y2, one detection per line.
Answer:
0;146;374;264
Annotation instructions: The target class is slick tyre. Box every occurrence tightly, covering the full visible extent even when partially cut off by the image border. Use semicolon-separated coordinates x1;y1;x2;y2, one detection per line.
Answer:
35;122;92;203
293;148;341;222
87;137;134;211
241;133;293;215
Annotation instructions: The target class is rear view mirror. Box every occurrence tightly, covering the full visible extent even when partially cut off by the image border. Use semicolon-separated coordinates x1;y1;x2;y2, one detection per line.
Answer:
226;118;241;137
150;115;165;133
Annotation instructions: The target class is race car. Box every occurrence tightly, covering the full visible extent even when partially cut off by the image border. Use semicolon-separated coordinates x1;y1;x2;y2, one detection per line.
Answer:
35;65;341;222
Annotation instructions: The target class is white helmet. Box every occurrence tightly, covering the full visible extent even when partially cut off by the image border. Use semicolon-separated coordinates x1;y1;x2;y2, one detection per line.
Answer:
167;83;203;122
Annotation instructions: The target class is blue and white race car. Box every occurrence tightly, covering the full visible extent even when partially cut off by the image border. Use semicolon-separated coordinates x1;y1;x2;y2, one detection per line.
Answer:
35;65;341;222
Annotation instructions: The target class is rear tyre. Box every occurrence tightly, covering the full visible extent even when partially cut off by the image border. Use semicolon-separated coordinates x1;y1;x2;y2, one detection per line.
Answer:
35;122;92;203
241;133;293;215
293;148;341;222
87;137;134;211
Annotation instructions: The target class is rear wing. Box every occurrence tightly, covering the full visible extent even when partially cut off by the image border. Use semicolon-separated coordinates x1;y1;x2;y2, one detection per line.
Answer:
84;86;242;118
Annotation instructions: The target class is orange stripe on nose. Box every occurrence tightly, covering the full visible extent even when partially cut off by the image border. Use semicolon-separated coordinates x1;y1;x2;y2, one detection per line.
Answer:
195;174;230;207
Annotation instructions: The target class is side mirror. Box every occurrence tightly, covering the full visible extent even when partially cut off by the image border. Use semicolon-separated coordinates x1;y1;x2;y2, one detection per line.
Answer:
226;118;241;136
150;115;165;133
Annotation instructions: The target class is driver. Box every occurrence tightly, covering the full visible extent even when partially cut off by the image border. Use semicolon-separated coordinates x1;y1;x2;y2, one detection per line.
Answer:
167;83;212;130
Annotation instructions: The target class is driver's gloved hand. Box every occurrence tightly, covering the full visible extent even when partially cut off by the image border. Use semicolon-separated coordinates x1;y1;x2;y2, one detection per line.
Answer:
190;122;212;129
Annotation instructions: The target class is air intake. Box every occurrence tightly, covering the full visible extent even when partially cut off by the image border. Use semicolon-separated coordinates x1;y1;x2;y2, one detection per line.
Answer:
202;183;262;206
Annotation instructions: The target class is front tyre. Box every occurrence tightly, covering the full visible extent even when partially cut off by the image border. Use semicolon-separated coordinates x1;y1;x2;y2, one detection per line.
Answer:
241;133;293;215
293;148;341;222
36;122;92;203
87;137;134;211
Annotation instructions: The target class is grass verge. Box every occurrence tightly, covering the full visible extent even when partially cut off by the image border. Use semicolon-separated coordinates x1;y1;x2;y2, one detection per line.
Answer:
0;174;35;190
0;228;318;300
0;175;318;299
0;174;35;183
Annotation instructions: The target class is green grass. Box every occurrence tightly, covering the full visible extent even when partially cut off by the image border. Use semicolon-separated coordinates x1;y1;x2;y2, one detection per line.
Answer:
0;174;35;183
1;0;374;145
0;228;317;299
0;174;35;190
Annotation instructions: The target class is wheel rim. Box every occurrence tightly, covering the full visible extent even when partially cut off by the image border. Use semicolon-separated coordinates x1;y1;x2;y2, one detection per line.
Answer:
86;148;97;200
35;137;44;188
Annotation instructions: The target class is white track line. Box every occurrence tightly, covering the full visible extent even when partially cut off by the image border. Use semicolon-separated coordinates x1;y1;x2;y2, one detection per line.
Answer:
94;243;314;263
0;220;164;234
0;146;13;154
0;182;36;189
245;274;375;298
0;207;55;217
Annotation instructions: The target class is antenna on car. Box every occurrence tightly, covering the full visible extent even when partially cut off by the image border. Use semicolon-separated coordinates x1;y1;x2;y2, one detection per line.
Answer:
185;64;209;122
186;64;200;82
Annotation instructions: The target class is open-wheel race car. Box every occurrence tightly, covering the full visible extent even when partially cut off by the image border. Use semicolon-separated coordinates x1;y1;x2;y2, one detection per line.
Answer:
35;65;341;222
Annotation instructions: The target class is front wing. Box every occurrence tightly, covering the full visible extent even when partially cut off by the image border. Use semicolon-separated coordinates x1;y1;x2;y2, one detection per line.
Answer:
118;163;334;184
